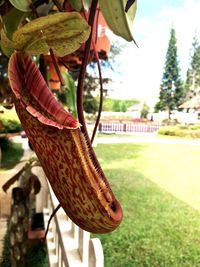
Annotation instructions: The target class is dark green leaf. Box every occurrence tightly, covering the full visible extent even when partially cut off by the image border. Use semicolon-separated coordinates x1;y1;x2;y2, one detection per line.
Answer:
2;7;27;39
9;0;36;12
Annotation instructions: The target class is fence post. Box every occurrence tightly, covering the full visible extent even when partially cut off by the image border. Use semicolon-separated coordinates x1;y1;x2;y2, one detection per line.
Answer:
99;123;102;132
41;176;105;267
78;228;90;264
89;238;104;267
123;123;126;132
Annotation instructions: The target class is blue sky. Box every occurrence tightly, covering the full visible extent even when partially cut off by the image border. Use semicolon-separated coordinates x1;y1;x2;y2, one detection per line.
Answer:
138;0;184;17
105;0;200;108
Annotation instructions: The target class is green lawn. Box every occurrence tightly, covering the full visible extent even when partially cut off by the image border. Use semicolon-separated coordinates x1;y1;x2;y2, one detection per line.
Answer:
94;142;200;267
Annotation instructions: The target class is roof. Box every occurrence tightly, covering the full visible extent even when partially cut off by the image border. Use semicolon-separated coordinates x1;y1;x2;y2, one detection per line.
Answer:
180;95;200;109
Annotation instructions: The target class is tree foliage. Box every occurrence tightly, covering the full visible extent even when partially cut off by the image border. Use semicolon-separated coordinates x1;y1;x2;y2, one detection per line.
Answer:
185;35;200;99
140;102;149;119
103;98;139;112
155;28;184;119
83;72;108;114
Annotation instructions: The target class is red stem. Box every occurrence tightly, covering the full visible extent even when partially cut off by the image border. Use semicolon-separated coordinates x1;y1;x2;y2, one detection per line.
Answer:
77;0;98;140
90;52;103;144
81;5;104;143
42;204;61;242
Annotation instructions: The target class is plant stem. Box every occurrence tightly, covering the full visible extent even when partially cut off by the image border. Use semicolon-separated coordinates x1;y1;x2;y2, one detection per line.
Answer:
52;0;64;11
39;54;48;83
90;52;103;144
80;4;103;143
42;204;61;242
77;0;98;141
49;48;65;87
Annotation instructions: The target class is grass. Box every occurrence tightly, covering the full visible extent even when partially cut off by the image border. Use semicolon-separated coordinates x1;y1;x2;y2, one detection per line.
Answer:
97;132;156;139
94;142;200;267
0;138;23;170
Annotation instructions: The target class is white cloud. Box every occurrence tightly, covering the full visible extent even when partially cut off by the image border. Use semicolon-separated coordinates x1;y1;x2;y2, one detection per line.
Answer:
111;0;200;108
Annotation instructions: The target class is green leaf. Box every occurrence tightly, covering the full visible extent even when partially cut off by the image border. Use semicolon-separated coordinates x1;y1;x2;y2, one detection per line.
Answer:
9;0;36;12
67;0;92;11
1;30;15;57
12;12;91;56
83;0;92;11
68;0;82;11
0;7;27;57
63;72;77;118
99;0;137;42
2;7;27;39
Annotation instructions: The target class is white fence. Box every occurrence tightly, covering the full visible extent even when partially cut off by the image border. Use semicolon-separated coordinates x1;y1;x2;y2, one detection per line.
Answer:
98;122;160;133
43;182;104;267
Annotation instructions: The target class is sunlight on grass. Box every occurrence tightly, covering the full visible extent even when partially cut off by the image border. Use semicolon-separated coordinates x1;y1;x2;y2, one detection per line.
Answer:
94;143;200;267
134;143;200;211
99;142;200;211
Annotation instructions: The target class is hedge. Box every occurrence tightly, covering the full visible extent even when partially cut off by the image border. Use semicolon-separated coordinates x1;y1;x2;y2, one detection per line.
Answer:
158;125;200;138
0;118;22;133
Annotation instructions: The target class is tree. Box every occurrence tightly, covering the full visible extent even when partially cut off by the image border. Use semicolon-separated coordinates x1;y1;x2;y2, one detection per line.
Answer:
112;100;121;112
140;102;149;119
83;72;104;114
85;40;125;114
185;35;200;99
155;28;184;119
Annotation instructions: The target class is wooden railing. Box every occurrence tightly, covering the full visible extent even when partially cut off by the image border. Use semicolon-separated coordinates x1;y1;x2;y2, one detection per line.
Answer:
43;182;104;267
98;122;160;133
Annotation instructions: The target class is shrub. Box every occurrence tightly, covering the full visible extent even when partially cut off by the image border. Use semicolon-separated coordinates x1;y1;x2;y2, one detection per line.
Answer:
0;119;22;133
158;126;179;136
190;131;200;138
0;136;12;151
158;125;200;138
162;118;178;125
103;98;139;112
188;125;200;130
0;137;23;169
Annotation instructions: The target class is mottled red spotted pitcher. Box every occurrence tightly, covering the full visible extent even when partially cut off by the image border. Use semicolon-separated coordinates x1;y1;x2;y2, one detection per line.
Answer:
8;52;123;234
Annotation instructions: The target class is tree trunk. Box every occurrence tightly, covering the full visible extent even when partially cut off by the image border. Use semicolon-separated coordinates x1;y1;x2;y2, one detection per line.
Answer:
10;187;29;267
168;109;171;120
